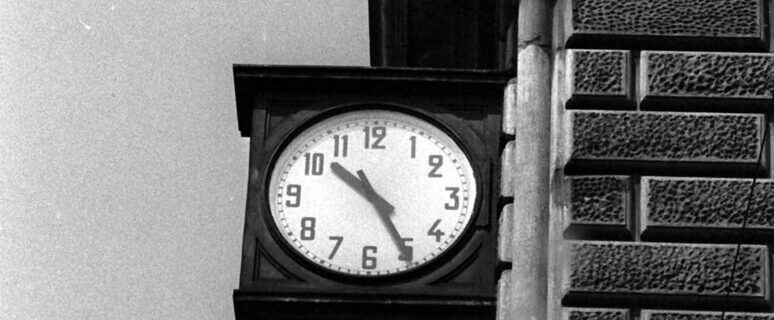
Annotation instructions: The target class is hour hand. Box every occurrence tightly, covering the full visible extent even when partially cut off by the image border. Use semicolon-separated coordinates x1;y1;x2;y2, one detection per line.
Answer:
330;162;369;199
356;170;395;214
330;162;395;214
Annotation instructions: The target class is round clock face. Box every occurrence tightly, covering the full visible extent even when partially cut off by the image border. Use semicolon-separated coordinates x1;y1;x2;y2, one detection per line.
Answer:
267;110;477;277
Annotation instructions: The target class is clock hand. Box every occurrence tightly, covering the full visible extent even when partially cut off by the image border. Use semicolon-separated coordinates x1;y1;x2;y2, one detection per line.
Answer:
330;162;369;199
356;170;411;263
355;170;394;215
329;162;411;262
330;162;394;213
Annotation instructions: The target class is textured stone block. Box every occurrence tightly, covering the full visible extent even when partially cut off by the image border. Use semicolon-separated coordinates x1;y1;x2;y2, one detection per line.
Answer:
641;177;774;242
566;50;632;109
498;204;513;263
565;176;631;239
565;111;766;177
640;51;774;112
564;308;629;320
563;0;766;51
564;241;770;309
496;270;512;320
500;140;514;198
642;310;774;320
502;79;517;136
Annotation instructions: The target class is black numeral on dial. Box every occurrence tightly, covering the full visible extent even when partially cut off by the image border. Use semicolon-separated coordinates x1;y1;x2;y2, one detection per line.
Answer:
445;187;460;210
427;219;445;242
333;135;348;157
303;153;324;175
363;126;386;149
409;136;416;158
328;236;343;259
285;184;301;207
428;155;443;177
362;246;377;269
300;217;316;240
399;238;413;262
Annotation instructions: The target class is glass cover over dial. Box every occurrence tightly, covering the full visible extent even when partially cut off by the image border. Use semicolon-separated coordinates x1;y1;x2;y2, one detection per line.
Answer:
268;110;477;276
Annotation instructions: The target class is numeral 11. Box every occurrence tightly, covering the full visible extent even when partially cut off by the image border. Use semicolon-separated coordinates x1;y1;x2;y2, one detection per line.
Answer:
333;134;348;157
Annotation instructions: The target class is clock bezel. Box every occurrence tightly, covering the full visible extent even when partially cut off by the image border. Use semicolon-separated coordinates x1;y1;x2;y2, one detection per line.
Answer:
261;103;486;283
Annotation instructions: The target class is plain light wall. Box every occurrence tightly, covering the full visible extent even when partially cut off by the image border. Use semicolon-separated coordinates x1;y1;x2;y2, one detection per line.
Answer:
0;1;368;319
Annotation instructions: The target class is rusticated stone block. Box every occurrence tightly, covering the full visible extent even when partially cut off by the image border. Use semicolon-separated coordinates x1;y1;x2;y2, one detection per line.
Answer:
500;140;514;198
498;204;513;263
642;310;774;320
640;51;774;112
565;111;766;177
563;0;766;51
564;241;770;309
565;176;631;239
564;308;629;320
641;177;774;242
566;50;632;109
496;270;512;320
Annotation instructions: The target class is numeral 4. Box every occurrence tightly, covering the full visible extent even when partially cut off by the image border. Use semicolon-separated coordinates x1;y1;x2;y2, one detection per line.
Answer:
427;219;444;242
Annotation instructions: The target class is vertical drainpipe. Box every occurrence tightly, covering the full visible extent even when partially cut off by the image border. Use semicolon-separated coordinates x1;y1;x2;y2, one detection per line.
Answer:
507;0;552;319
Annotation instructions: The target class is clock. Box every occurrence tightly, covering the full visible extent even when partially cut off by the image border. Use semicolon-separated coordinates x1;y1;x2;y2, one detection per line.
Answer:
232;66;509;320
267;110;478;277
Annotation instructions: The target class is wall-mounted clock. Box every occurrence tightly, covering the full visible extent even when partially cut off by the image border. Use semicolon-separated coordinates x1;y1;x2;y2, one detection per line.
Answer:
268;109;478;277
232;66;510;320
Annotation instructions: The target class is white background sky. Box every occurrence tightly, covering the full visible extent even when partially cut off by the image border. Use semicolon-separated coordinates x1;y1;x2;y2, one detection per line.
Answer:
1;1;368;319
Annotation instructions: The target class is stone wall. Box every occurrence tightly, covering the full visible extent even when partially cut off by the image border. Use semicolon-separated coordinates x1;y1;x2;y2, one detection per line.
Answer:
500;0;774;318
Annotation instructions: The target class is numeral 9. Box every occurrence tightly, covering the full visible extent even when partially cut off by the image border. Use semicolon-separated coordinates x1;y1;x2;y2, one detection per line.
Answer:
285;184;301;207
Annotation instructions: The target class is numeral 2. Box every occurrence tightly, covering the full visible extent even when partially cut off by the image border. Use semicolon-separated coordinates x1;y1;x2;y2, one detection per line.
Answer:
428;155;443;177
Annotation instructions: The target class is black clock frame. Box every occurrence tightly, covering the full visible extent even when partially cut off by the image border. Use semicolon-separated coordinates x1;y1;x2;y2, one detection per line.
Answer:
232;66;511;320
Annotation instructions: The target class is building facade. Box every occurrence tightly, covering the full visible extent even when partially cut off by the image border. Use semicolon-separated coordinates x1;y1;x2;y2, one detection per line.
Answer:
498;0;774;319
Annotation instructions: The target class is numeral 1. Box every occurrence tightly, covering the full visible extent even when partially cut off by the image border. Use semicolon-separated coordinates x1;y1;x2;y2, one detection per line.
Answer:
409;136;416;158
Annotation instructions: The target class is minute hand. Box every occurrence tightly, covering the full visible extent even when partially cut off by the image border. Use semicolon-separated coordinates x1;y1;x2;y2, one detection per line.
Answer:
356;170;411;261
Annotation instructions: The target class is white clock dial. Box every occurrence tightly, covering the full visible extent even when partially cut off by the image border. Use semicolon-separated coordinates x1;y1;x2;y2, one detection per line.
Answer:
268;110;477;276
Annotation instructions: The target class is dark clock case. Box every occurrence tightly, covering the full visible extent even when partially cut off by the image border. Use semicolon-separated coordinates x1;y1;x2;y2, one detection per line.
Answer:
232;66;511;320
